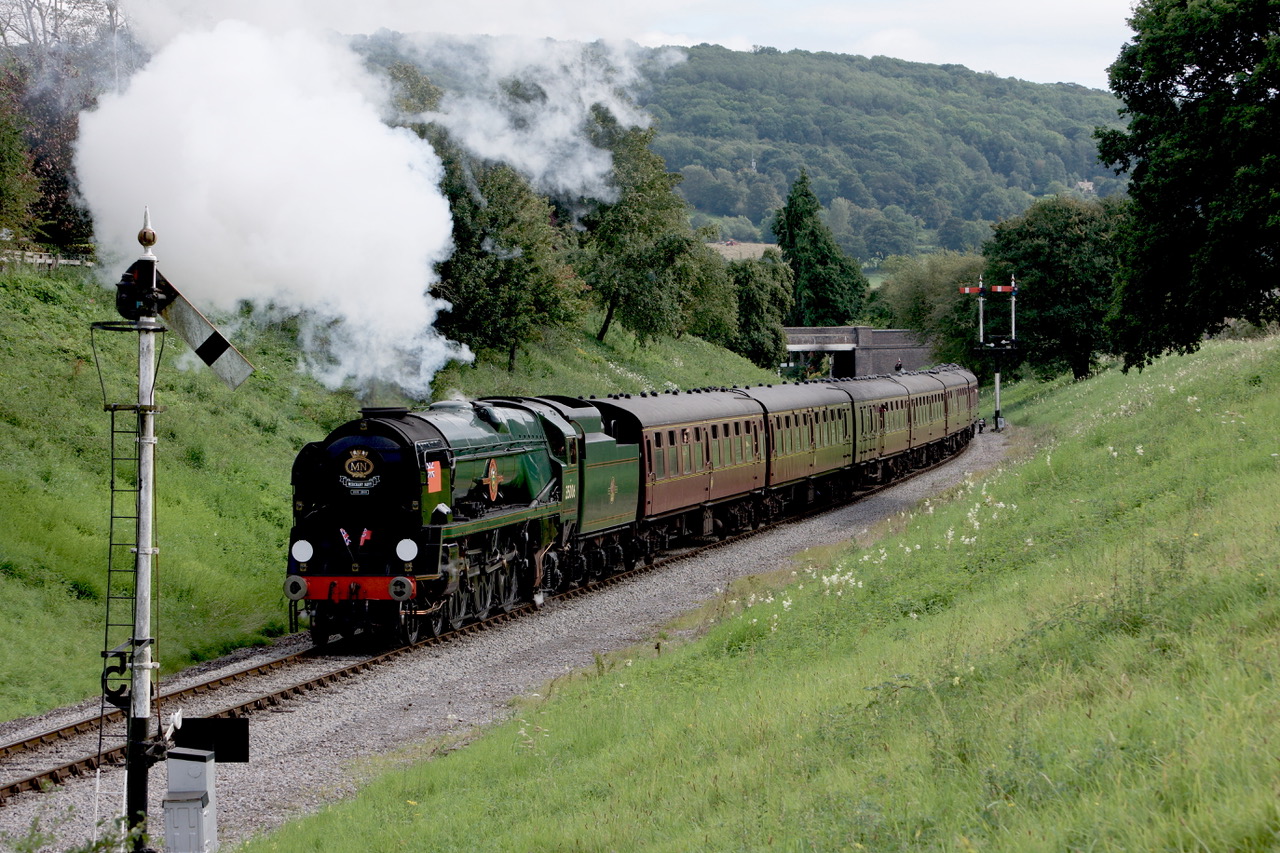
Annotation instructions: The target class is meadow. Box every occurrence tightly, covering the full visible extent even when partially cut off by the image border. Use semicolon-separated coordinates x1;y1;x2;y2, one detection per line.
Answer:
240;333;1280;851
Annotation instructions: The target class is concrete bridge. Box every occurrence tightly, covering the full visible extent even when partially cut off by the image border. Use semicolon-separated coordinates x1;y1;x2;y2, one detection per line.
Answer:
784;326;931;377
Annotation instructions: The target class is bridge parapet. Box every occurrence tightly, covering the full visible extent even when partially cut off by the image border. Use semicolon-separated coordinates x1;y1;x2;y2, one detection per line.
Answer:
783;325;931;376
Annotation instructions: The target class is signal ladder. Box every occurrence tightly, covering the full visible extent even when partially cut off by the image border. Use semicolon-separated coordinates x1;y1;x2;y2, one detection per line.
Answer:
93;403;160;838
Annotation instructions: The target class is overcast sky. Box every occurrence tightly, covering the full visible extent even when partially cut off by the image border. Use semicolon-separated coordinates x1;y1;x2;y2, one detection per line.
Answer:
133;0;1139;92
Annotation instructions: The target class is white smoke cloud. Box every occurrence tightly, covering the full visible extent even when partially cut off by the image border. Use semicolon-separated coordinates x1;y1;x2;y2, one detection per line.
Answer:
75;19;465;398
407;35;661;198
76;5;676;397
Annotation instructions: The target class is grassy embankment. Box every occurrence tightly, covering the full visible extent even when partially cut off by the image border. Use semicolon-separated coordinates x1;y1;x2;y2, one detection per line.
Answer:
0;266;776;721
243;333;1280;851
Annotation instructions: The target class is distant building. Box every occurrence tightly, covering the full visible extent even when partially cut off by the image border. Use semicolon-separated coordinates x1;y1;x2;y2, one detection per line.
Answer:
706;241;774;262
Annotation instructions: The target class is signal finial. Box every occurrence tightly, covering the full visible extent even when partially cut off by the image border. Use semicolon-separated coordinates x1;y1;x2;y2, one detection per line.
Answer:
138;207;157;257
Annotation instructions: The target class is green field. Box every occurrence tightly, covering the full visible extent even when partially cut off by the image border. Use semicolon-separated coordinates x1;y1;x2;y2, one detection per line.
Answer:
239;334;1280;851
0;267;776;721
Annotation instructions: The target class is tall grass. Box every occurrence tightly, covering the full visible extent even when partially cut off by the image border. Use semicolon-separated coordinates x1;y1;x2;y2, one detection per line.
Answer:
243;334;1280;851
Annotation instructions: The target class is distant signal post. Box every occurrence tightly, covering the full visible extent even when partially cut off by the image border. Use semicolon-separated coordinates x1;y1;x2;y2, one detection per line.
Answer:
959;275;1017;431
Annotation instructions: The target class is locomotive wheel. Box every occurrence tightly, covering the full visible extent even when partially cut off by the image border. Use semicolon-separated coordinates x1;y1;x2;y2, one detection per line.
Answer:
494;563;520;613
471;572;494;620
426;601;448;637
446;589;469;631
396;602;421;646
541;551;564;593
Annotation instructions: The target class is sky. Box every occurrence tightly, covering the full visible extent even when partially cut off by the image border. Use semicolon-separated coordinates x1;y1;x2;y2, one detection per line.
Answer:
128;0;1139;92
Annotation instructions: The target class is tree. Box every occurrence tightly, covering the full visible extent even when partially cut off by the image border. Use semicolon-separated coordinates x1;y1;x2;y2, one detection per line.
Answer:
577;118;705;343
878;251;985;369
772;169;867;326
938;216;992;252
728;248;794;369
0;70;38;244
1;1;137;249
434;153;579;372
982;195;1125;380
678;241;738;348
1096;0;1280;369
0;0;122;62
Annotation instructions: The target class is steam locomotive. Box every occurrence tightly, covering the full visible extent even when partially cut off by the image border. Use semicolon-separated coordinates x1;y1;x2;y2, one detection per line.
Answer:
284;366;979;644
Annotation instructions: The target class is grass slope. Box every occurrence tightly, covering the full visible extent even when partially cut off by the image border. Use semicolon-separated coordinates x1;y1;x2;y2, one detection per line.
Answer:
429;309;778;400
0;268;776;722
245;334;1280;852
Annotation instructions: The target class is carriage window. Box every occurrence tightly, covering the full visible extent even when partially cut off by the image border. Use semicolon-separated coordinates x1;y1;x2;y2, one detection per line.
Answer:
734;421;741;436
711;424;719;439
654;431;663;448
694;426;701;442
681;428;690;444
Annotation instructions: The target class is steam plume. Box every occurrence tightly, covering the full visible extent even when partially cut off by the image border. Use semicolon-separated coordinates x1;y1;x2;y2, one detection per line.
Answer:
75;20;465;398
405;35;659;198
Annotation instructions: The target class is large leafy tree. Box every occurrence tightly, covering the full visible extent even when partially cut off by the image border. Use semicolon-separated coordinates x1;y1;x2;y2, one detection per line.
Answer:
677;240;738;348
0;71;38;244
772;169;867;327
983;195;1125;380
578;117;708;343
1096;0;1280;368
434;152;579;372
727;248;794;369
394;63;578;373
878;251;985;371
1;1;139;249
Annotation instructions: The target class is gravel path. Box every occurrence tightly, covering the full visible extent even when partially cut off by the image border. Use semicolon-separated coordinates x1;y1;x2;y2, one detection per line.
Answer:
0;431;1010;851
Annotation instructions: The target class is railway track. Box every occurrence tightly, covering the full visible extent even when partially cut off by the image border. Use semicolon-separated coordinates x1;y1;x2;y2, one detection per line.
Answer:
0;440;972;806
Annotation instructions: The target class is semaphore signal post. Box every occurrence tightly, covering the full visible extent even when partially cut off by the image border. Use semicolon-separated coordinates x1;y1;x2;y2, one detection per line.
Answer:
91;211;253;850
958;274;1018;431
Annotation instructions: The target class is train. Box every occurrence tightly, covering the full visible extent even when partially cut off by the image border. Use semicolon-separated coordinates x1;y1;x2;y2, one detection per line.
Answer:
284;365;979;645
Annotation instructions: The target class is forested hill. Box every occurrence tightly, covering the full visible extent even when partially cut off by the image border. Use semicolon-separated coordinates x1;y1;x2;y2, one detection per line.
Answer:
637;45;1127;258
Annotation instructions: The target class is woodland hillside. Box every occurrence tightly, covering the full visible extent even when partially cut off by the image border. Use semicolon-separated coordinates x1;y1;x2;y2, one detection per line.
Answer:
638;45;1127;257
